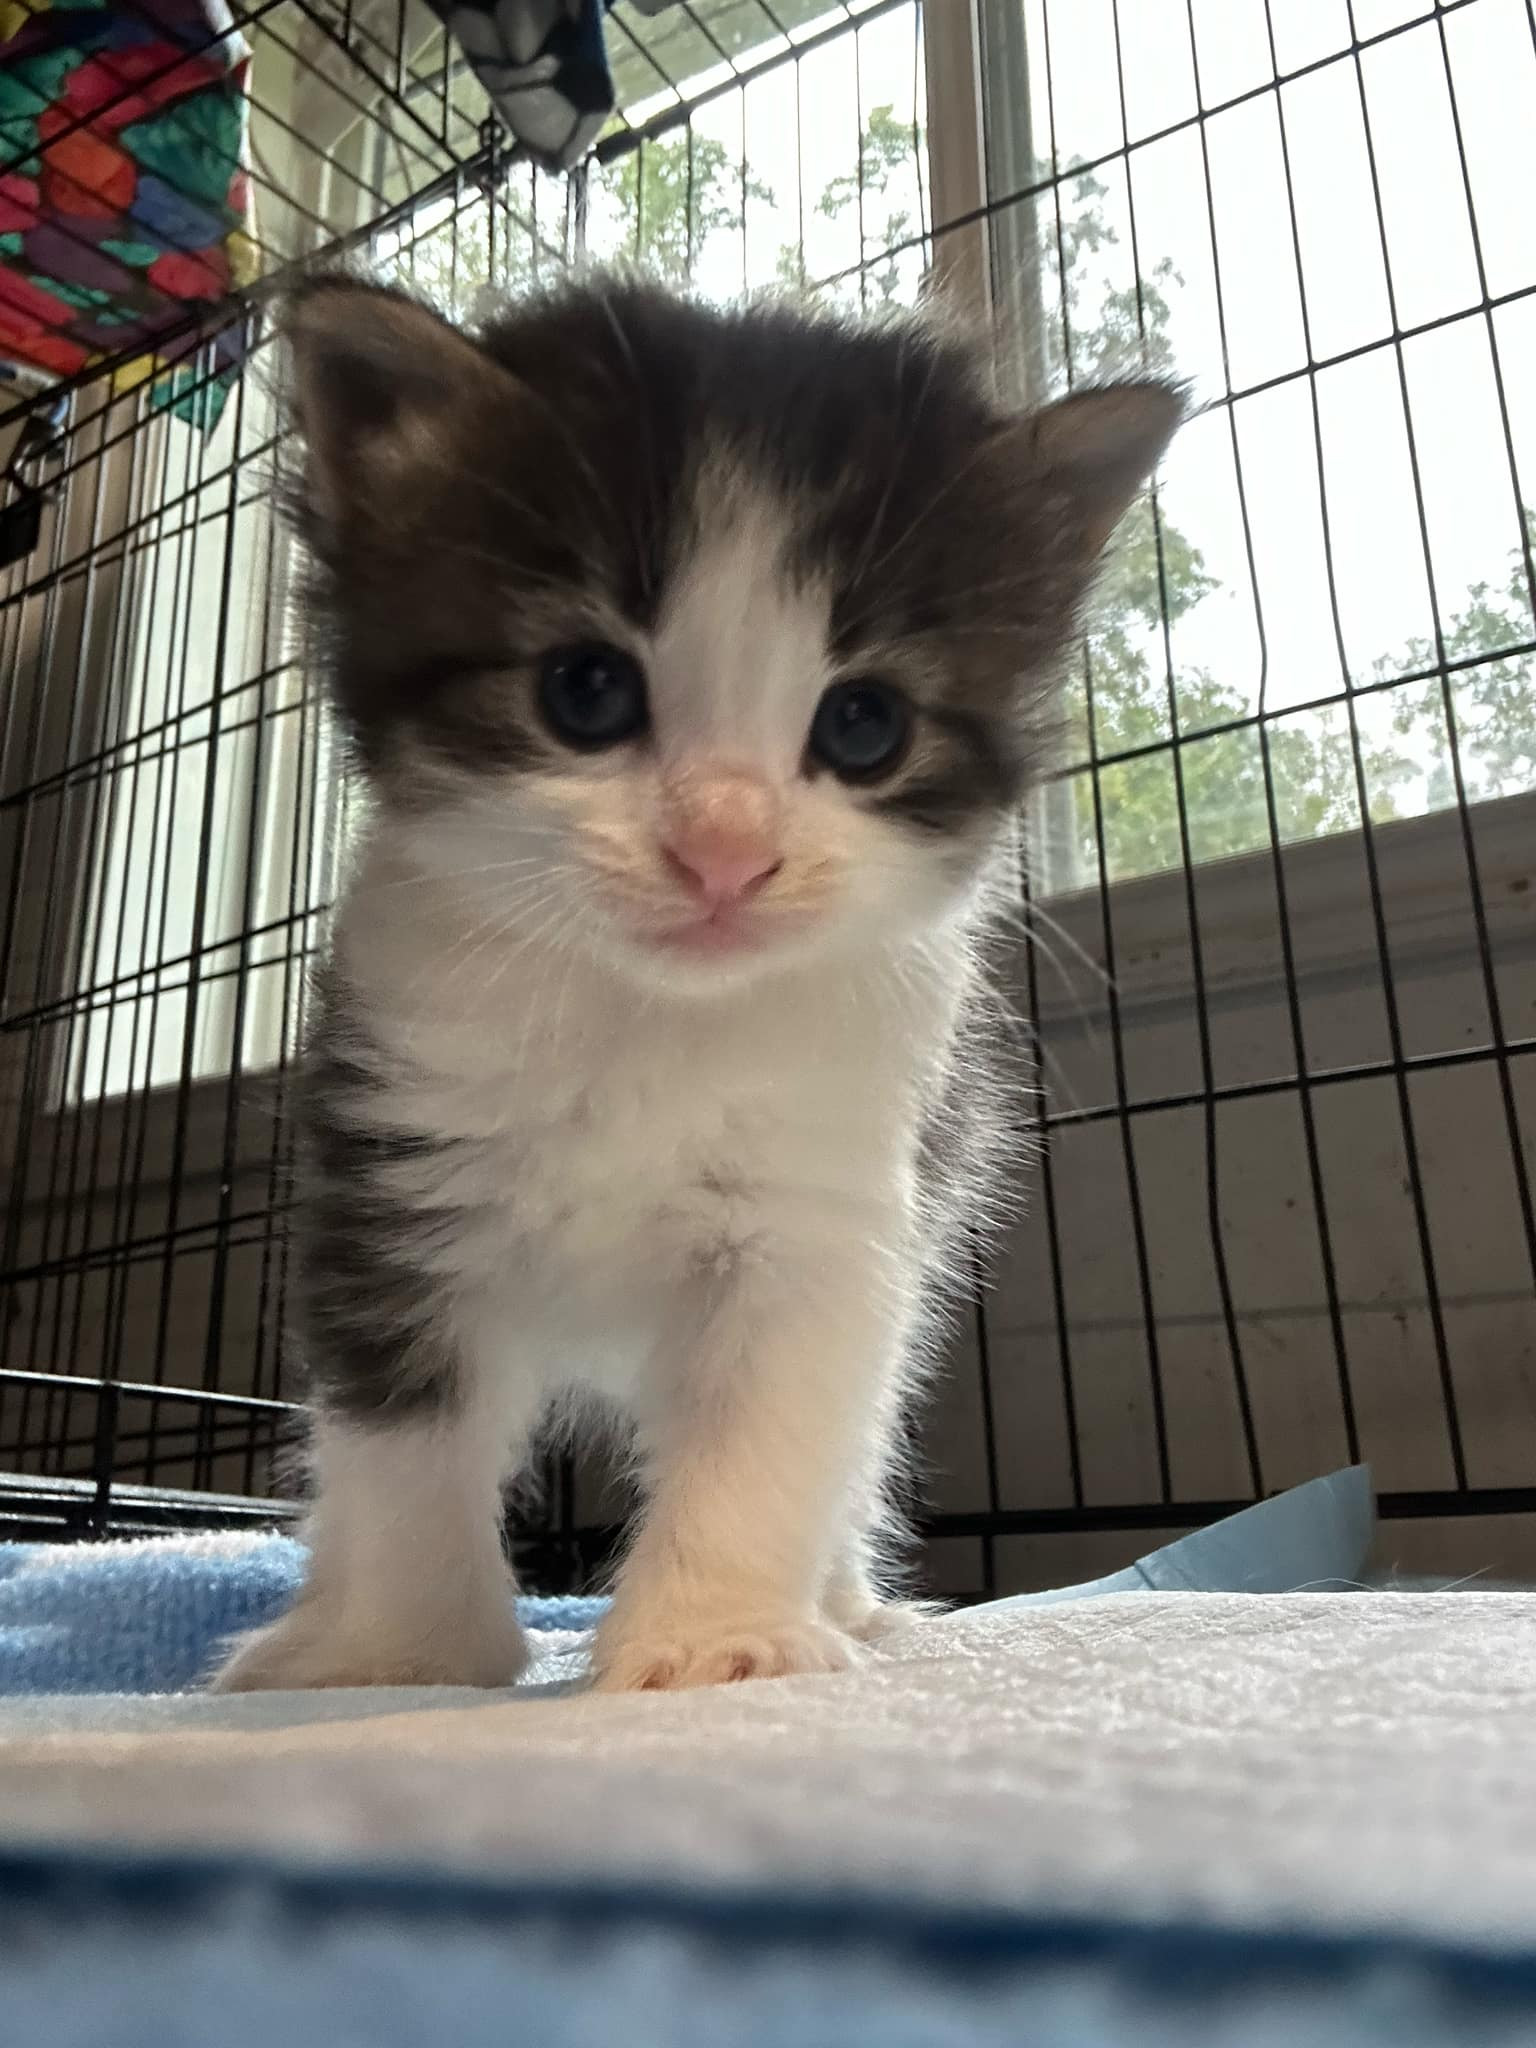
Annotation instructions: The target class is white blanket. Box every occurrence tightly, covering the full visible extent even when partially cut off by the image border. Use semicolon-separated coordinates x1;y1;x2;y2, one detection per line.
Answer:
1;1592;1532;1949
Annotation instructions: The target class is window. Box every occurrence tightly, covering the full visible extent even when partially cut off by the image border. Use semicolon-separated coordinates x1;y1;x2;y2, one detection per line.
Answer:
976;0;1536;892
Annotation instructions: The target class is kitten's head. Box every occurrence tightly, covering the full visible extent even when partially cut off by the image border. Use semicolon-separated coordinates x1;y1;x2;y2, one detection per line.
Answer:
288;273;1181;992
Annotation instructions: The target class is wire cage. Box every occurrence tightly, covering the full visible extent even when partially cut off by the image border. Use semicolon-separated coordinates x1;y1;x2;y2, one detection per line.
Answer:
1;0;1533;1596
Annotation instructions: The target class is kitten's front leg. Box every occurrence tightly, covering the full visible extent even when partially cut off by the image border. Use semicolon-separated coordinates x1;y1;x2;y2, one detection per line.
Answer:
211;1389;536;1693
594;1244;909;1692
821;1524;940;1643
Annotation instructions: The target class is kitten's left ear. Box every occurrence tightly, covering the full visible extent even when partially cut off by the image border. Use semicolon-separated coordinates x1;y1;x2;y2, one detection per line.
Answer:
1023;380;1187;555
283;275;522;532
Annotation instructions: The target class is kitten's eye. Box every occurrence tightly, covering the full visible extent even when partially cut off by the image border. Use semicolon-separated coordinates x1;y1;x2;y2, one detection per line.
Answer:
537;643;649;751
808;679;912;782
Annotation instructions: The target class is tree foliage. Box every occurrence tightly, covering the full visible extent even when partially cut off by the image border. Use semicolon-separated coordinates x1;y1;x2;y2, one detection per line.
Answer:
1376;509;1536;810
1038;166;1408;880
611;133;773;284
804;101;918;304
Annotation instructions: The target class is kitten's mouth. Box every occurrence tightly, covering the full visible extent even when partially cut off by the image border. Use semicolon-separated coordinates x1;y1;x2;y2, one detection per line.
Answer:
649;910;767;957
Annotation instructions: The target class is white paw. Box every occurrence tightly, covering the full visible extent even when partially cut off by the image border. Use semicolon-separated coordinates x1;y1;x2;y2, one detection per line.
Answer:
591;1613;858;1693
208;1600;528;1693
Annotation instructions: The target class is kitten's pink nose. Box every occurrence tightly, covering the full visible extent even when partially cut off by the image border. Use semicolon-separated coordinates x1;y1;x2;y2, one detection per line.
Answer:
662;825;782;907
661;766;784;910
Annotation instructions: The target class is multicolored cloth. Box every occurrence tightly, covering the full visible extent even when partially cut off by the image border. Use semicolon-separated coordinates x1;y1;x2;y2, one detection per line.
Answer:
0;0;256;427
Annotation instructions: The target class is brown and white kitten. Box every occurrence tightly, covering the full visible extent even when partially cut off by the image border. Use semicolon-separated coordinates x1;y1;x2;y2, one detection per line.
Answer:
211;274;1181;1693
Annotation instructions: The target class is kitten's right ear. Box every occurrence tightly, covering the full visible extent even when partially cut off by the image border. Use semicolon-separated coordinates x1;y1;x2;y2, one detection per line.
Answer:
284;276;518;530
1024;380;1187;557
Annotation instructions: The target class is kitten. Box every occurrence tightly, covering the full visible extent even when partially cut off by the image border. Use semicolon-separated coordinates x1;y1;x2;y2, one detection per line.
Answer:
211;273;1180;1693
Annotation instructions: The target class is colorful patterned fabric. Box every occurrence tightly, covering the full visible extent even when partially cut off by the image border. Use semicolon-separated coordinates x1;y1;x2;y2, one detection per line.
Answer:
0;0;256;428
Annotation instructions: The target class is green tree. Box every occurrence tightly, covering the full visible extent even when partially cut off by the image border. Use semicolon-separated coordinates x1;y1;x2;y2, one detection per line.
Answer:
612;132;773;285
1376;512;1536;808
386;184;540;318
391;130;769;308
1026;163;1426;879
794;101;919;303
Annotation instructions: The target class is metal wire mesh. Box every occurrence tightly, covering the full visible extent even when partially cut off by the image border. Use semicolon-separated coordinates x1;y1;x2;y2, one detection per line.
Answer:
0;0;1531;1591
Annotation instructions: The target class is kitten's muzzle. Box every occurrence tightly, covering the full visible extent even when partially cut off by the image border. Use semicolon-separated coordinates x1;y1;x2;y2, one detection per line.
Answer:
659;767;784;913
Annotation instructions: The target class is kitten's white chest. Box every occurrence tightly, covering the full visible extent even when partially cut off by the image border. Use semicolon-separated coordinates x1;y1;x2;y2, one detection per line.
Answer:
392;991;859;1396
398;960;915;1290
335;891;960;1402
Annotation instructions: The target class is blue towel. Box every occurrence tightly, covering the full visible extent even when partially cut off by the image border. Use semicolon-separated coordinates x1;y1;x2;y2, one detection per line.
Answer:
2;1843;1535;2048
0;1537;604;1696
984;1466;1377;1608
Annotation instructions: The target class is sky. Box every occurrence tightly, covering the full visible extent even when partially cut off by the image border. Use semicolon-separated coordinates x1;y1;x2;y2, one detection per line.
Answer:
1101;0;1536;703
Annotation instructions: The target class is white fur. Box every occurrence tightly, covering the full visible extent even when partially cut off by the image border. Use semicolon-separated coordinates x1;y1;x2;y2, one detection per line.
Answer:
215;1413;529;1690
214;488;996;1696
651;491;832;765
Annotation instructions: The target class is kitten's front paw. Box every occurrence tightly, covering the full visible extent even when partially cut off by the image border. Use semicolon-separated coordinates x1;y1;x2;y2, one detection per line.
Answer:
209;1602;528;1693
592;1614;857;1693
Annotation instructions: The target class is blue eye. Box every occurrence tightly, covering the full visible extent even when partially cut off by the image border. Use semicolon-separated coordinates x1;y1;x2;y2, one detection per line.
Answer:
809;679;912;781
538;643;649;751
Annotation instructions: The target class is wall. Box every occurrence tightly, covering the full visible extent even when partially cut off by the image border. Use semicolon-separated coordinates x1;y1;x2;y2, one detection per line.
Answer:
923;787;1536;1595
